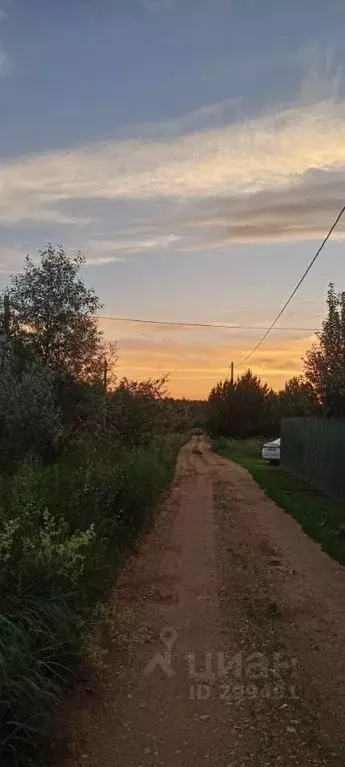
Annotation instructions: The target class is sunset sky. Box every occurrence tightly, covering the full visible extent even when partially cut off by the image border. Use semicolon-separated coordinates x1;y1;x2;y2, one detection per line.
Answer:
1;0;345;398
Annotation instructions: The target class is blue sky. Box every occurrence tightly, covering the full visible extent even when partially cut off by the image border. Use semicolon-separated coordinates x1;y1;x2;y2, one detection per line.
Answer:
1;0;345;396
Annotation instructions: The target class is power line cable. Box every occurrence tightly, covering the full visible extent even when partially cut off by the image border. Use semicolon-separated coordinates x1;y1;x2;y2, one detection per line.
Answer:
96;315;319;332
234;204;345;369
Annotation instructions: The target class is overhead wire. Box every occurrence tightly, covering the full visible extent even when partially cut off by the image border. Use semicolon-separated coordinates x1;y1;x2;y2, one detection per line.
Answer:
234;204;345;369
96;205;345;375
96;315;319;332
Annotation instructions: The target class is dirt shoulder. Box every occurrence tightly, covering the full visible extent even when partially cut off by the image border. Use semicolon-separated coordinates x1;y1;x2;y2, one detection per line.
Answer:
56;436;345;767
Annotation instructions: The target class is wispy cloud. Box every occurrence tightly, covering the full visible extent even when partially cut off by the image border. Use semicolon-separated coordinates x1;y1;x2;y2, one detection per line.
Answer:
84;255;125;267
81;233;180;266
86;233;179;256
2;92;345;247
173;168;345;248
0;232;181;276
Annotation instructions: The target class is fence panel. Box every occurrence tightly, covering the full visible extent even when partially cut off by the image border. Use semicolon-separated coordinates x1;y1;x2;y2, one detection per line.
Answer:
281;417;345;501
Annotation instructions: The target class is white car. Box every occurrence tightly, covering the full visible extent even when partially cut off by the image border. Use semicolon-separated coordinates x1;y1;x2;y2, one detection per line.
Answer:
262;438;280;464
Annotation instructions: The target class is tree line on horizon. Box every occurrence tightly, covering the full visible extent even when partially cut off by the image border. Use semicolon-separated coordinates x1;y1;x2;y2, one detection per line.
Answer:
208;283;345;438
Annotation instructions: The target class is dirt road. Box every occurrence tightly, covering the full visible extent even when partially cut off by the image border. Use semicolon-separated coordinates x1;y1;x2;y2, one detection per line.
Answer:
58;436;345;766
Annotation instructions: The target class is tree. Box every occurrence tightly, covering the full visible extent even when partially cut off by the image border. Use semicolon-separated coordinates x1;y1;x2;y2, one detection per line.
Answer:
279;376;316;418
304;283;345;416
208;369;277;438
7;245;105;383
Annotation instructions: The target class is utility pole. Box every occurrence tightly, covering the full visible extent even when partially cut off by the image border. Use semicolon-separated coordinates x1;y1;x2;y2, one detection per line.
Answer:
227;362;234;384
103;356;108;392
0;294;10;347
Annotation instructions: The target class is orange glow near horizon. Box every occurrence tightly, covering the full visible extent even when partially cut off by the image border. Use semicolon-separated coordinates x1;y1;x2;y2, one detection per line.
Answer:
107;326;315;399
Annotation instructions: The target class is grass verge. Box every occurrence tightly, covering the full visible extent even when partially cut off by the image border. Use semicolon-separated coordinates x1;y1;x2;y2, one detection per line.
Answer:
214;437;345;567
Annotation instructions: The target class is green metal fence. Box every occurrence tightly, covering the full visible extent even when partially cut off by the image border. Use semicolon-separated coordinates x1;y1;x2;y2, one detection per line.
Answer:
281;417;345;501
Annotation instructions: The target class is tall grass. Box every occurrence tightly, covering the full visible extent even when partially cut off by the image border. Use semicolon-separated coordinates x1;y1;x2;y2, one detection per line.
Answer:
0;434;183;765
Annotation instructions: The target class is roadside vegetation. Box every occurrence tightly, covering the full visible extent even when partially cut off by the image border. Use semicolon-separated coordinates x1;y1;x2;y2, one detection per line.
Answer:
209;282;345;505
208;282;345;441
0;246;199;765
214;437;345;568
